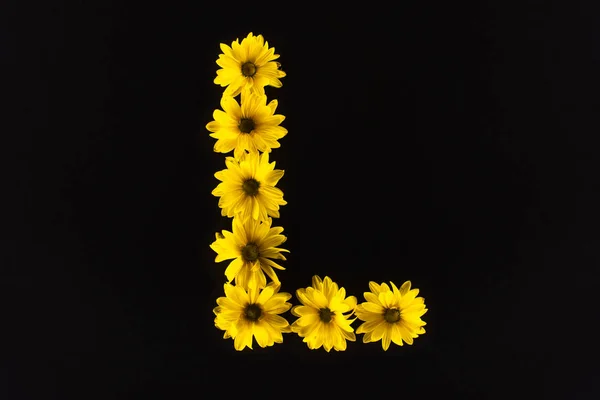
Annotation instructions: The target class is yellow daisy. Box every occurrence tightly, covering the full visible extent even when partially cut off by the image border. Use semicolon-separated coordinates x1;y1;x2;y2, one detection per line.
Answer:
214;32;286;97
212;150;286;222
355;281;427;351
206;90;287;160
213;281;292;351
290;276;357;352
210;216;289;290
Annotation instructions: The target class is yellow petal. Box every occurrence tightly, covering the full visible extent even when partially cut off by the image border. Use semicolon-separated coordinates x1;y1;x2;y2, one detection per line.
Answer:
356;319;384;334
293;313;319;327
399;280;411;296
311;290;329;309
399;324;415;345
256;284;274;305
296;289;320;309
368;281;382;295
364;292;382;305
216;297;242;312
224;258;244;282
334;314;354;332
381;327;392;351
264;314;289;329
233;322;252;351
290;305;317;317
224;283;248;306
355;306;380;322
371;322;387;342
361;302;384;314
379;291;395;308
362;330;374;344
206;121;220;132
391;323;404;346
253;323;269;348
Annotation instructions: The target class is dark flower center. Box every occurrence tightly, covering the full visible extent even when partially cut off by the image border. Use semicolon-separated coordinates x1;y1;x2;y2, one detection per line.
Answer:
238;118;255;134
241;62;257;77
241;243;259;262
244;304;262;321
242;179;260;196
384;308;401;323
319;308;334;323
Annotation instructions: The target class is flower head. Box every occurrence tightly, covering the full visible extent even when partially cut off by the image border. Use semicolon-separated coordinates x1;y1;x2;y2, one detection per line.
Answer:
206;90;287;160
214;32;286;97
212;151;286;222
213;281;292;351
291;276;357;352
210;217;289;290
355;281;427;351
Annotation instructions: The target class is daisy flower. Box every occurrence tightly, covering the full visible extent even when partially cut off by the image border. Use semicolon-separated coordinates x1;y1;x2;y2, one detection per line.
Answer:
206;90;287;160
210;216;289;290
290;276;357;352
213;281;292;351
212;151;286;222
355;281;427;351
214;32;286;97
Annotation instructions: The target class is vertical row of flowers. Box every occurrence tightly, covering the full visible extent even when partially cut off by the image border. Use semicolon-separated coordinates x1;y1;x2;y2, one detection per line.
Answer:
206;33;429;352
206;33;293;350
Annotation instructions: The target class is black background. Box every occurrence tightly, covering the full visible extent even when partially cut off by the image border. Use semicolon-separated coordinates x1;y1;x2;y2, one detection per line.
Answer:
5;1;599;398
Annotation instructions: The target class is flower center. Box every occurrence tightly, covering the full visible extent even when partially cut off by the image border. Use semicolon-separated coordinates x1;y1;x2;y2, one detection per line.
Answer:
384;308;401;323
319;308;334;323
241;243;259;262
238;118;255;134
244;304;262;322
241;62;257;77
242;179;260;196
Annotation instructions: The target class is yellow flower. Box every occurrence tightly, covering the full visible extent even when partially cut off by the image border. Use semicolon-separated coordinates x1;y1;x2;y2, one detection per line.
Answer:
290;276;357;352
213;281;292;351
212;151;286;222
210;217;289;290
214;32;286;97
206;90;287;160
355;281;427;351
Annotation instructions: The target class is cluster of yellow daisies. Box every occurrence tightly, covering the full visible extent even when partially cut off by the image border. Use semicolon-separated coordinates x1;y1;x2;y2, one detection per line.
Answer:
207;33;428;352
